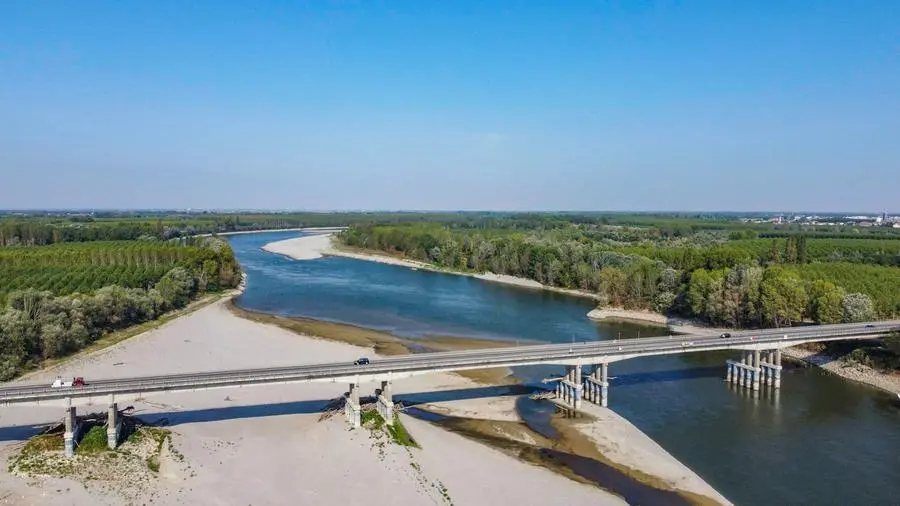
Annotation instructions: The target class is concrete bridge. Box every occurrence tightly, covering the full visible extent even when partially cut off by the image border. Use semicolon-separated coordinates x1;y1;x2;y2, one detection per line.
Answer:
1;320;896;456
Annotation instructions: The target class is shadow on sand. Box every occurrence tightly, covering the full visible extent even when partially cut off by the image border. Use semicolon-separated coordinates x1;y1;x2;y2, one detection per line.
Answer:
1;365;736;442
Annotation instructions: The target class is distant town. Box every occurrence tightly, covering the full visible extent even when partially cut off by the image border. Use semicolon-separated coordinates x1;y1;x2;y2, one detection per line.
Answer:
743;212;899;228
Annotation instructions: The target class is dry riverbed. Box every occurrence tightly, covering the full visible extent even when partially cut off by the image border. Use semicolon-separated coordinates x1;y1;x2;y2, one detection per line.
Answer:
0;300;625;506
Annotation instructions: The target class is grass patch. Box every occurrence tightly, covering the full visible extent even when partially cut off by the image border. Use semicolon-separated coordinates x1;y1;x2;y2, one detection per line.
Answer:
76;426;111;455
386;418;419;448
361;409;386;430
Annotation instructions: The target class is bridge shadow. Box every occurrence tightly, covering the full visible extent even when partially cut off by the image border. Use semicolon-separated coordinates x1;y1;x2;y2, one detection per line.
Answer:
0;366;731;443
0;385;531;443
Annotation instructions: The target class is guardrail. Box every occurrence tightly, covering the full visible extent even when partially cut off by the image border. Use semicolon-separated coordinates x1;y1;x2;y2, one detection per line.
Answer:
1;321;897;405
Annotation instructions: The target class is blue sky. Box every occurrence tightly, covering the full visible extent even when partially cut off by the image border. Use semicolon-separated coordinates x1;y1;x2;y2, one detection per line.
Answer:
1;1;897;212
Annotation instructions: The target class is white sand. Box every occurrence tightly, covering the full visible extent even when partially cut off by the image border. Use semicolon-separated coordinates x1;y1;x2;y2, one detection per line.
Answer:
572;403;733;505
0;301;625;506
587;308;733;336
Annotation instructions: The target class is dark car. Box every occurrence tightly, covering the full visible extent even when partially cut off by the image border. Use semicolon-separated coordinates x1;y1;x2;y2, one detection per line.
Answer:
865;324;875;328
353;357;370;366
719;333;732;339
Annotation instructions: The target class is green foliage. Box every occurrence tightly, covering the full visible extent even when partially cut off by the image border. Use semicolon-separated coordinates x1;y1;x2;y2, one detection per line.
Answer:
842;292;876;323
341;223;900;326
77;426;112;454
759;268;807;327
807;280;845;324
0;238;241;380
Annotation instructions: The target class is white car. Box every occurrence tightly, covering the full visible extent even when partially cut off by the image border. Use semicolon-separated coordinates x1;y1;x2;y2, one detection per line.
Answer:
51;377;72;388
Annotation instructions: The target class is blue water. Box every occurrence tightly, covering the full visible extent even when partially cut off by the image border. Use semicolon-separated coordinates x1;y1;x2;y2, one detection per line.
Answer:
231;232;900;506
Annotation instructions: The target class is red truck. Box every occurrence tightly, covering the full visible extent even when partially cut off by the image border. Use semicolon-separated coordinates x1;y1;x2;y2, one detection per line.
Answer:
50;376;86;388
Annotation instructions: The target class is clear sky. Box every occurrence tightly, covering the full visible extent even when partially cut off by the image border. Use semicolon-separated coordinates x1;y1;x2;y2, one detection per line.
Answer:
1;1;897;212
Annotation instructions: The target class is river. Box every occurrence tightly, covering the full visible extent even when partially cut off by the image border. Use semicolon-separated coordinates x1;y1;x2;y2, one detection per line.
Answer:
230;231;900;506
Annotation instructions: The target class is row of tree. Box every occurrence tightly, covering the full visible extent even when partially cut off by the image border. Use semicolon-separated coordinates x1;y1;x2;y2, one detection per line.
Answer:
0;239;243;381
0;238;241;303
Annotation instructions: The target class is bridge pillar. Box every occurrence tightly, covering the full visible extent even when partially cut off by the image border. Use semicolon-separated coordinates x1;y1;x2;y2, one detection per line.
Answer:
377;380;394;426
774;349;782;389
600;363;609;407
573;365;583;410
346;383;361;428
738;353;746;387
107;396;122;450
752;350;761;391
726;360;734;383
63;401;80;458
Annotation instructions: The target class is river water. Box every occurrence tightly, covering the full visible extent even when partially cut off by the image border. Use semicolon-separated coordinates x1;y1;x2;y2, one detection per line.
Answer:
231;231;900;506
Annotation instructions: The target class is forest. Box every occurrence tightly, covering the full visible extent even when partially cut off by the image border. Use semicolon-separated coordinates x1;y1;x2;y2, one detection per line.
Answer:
339;222;900;326
0;237;242;380
4;210;899;246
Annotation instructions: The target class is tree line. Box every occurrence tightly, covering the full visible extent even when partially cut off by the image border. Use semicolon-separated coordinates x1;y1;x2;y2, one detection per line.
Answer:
0;239;241;303
339;224;899;322
0;238;242;380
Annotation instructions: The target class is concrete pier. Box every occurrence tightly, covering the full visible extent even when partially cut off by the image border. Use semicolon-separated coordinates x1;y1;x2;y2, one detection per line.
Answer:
107;396;122;450
63;402;80;457
345;383;361;428
726;347;787;394
376;380;394;425
600;363;608;407
752;350;761;391
580;363;609;408
573;365;583;410
774;349;782;389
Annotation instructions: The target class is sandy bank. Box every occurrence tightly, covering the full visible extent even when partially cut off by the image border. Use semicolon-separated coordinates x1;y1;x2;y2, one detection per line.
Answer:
0;300;624;505
780;346;900;395
587;308;731;336
262;234;602;300
564;403;733;506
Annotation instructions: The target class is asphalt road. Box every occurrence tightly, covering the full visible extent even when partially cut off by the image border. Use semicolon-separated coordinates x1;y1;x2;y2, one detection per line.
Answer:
1;320;897;405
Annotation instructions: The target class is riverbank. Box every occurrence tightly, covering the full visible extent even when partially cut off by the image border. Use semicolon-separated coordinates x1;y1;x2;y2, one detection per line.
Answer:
262;233;603;300
0;300;625;505
780;345;900;395
587;310;900;396
586;308;730;336
257;233;731;504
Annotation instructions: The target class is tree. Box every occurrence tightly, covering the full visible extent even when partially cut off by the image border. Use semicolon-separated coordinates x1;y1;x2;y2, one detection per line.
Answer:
598;268;628;307
807;280;845;324
797;235;808;264
842;292;875;323
759;267;806;327
767;240;782;264
785;237;798;264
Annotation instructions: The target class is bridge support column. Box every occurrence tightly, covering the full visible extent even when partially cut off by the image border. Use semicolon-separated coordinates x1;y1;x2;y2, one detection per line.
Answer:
726;360;733;383
377;380;394;426
63;401;80;458
573;364;583;410
107;395;122;450
346;383;361;428
752;350;761;391
774;349;782;389
738;353;746;387
600;363;608;407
